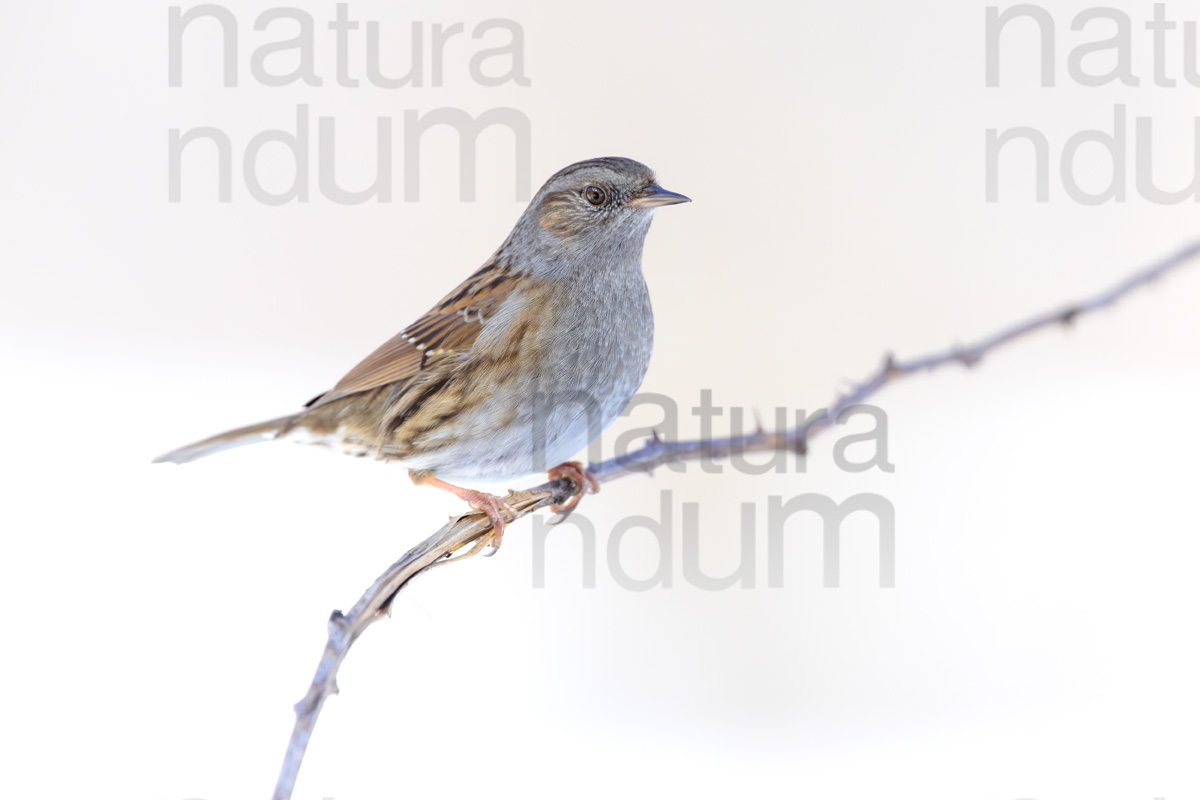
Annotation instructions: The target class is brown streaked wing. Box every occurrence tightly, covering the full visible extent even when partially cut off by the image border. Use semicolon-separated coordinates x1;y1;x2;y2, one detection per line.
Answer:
306;258;523;408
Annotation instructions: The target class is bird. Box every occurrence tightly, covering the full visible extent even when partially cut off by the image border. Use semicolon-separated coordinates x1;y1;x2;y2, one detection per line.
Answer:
153;156;690;547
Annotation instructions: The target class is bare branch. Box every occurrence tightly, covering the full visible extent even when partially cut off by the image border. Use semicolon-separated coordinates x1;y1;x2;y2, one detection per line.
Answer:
272;239;1200;800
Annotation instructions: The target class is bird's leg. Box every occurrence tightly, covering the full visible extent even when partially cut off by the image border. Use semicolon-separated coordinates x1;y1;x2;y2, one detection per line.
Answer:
410;470;518;551
546;461;600;520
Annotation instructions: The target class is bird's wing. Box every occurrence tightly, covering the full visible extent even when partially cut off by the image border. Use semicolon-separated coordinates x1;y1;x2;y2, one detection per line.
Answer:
306;258;523;408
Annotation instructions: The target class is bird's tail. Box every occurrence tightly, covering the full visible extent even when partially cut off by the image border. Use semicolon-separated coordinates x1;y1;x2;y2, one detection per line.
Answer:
151;415;298;465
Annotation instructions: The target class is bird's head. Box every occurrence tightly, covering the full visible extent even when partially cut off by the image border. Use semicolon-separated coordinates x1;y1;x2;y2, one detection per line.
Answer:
517;157;690;263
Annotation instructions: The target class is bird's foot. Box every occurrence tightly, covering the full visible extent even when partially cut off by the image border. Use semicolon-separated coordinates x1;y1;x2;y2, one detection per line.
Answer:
547;461;600;522
460;489;519;552
411;471;518;553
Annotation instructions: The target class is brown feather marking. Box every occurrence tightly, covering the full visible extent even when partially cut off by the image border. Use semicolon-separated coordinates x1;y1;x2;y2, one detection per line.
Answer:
538;190;583;238
306;256;525;409
374;280;556;461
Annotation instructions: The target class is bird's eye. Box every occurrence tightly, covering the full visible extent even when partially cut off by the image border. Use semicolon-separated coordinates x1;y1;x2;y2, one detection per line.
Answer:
584;185;607;206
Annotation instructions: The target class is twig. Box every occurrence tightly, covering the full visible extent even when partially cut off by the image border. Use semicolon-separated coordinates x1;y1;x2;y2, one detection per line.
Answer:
272;239;1200;800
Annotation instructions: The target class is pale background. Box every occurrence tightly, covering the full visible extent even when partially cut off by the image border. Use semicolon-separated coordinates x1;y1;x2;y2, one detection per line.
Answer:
2;2;1199;799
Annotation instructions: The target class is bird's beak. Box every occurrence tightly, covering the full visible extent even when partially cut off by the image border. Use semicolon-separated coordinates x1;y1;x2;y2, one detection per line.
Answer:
628;183;691;208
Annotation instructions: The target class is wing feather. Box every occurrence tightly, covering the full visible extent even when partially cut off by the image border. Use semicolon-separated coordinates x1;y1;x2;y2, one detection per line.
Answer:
306;257;521;408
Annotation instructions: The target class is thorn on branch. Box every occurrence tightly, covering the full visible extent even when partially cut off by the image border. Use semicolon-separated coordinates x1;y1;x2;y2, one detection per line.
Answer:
882;351;898;376
1060;308;1080;327
952;345;982;369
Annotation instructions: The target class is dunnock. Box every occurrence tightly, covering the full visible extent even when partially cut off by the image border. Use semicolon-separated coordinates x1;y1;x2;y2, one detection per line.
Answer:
154;157;690;544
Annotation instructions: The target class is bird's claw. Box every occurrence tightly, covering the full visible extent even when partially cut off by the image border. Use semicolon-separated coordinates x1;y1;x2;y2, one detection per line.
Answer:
546;461;599;524
457;491;518;554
